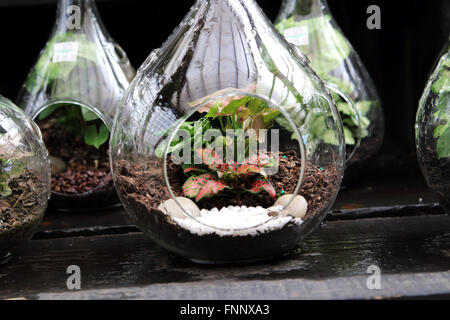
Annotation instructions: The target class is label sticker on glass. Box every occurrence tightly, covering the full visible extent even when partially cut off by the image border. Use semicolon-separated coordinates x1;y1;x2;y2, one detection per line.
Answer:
53;42;79;63
284;26;309;46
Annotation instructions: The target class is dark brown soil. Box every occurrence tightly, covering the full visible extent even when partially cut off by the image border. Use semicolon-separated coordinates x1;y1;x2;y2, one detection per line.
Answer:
118;151;338;218
0;171;47;259
38;117;118;210
115;152;340;263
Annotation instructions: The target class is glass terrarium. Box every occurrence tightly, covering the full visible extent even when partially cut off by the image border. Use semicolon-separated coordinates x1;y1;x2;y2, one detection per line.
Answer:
17;0;135;210
111;0;346;264
416;39;450;213
0;96;51;264
275;0;385;169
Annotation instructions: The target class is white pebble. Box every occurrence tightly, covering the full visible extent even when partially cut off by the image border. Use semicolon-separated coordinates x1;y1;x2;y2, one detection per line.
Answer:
172;204;303;237
158;197;201;219
275;194;308;219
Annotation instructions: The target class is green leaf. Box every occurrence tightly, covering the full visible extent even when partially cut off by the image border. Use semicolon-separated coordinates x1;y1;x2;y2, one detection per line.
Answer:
81;108;99;122
356;101;374;116
84;123;109;149
436;92;450;118
434;124;448;139
247;98;265;115
221;97;252;116
309;114;327;137
324;75;355;96
277;15;351;76
205;102;221;118
0;171;11;197
38;105;60;121
262;109;281;127
337;101;355;117
25;32;98;94
343;127;356;145
431;70;450;95
0;184;12;197
322;129;340;146
437;125;450;159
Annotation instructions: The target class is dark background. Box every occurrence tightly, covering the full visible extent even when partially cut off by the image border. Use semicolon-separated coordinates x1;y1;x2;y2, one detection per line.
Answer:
0;0;449;157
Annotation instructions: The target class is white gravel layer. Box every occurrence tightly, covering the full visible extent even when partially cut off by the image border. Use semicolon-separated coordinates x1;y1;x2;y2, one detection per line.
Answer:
173;205;303;237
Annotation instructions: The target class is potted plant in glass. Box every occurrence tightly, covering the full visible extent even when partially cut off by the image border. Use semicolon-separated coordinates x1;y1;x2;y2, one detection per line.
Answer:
111;0;346;264
275;0;385;172
416;39;450;213
0;96;51;264
17;0;135;210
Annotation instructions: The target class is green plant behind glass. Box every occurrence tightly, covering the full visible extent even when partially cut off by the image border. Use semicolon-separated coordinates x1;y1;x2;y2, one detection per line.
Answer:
0;127;27;197
25;32;97;95
156;94;280;202
24;31;109;150
276;15;373;146
38;105;109;150
431;50;450;159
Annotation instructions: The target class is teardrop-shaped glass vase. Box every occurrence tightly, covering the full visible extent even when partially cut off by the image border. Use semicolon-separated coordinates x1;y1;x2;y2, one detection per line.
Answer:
416;39;450;213
0;96;51;264
275;0;385;170
111;0;345;264
17;0;135;210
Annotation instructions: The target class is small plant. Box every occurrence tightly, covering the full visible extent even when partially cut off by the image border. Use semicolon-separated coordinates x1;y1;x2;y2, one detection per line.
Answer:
431;50;450;159
157;91;281;202
38;105;109;150
0;128;28;197
182;148;276;202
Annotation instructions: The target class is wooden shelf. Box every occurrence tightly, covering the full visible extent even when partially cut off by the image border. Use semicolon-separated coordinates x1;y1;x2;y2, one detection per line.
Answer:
0;154;448;300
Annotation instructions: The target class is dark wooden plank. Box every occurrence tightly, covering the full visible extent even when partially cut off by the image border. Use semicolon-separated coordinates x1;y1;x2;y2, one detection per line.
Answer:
36;272;450;300
1;213;449;300
333;172;438;212
37;206;132;236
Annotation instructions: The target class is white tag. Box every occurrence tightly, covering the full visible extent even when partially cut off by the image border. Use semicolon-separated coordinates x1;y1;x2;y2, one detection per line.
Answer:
52;42;79;63
284;26;309;46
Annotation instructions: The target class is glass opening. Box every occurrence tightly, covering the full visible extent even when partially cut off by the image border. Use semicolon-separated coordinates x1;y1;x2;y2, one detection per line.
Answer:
33;101;114;204
158;89;306;233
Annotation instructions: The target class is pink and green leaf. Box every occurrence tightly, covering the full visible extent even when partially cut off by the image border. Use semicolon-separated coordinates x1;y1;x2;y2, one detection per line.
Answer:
244;153;273;168
182;173;215;199
183;165;206;175
247;180;276;197
196;148;223;170
196;180;229;202
236;164;265;177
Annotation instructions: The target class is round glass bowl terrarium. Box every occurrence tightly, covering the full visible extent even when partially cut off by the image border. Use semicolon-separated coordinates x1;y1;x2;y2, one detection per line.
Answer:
275;0;385;170
0;96;51;264
111;0;345;264
416;40;450;213
17;0;135;210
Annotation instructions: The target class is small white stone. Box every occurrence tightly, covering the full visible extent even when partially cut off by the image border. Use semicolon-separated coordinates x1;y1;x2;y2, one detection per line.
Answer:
274;194;308;219
158;197;201;219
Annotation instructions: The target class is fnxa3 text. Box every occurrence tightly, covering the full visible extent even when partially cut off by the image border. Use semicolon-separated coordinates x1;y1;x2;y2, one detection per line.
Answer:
224;304;270;315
